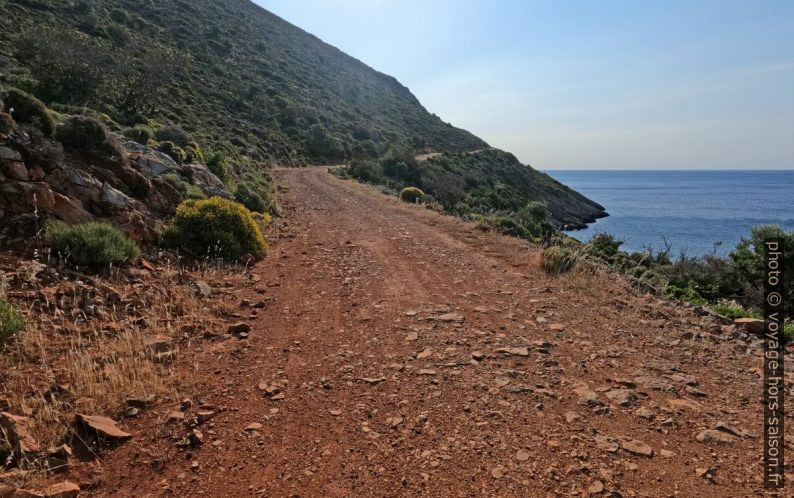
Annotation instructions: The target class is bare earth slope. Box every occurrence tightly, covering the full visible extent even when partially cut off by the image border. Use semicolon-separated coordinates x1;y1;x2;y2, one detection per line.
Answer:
92;168;773;497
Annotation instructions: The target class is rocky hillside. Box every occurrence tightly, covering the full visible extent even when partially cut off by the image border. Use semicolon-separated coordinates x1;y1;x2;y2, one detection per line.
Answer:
0;110;229;246
0;0;486;166
420;149;606;228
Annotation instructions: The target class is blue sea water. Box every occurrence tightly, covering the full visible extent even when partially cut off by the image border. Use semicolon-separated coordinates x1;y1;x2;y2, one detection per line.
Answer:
545;170;794;257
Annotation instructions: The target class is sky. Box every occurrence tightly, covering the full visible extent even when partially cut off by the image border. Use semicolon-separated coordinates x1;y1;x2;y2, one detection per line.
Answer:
255;1;794;170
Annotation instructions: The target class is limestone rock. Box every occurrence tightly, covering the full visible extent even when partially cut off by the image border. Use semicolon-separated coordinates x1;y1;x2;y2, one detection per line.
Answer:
605;389;637;406
621;439;653;457
74;414;131;440
696;429;736;445
0;411;39;456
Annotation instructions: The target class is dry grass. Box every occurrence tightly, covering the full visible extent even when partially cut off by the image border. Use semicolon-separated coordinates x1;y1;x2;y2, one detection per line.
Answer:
0;253;249;488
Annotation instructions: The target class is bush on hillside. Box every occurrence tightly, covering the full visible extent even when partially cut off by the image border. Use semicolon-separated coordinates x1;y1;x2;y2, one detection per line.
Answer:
541;246;576;275
399;186;424;203
725;224;794;318
184;142;204;163
586;233;624;261
3;88;55;136
162;173;206;200
306;123;346;163
55;115;126;167
46;220;140;268
157;140;187;164
345;159;383;183
162;197;267;261
236;171;279;214
708;300;760;320
492;216;531;239
122;124;155;144
0;295;25;345
252;211;273;233
155;126;193;147
234;183;267;213
516;201;554;240
381;146;421;184
422;171;465;208
48;103;120;130
206;152;230;183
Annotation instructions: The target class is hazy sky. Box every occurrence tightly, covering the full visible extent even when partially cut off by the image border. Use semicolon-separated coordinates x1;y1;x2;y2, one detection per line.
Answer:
255;1;794;169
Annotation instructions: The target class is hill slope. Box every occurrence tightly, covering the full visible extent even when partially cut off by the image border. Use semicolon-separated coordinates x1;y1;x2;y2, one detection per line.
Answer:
0;0;606;228
0;0;486;166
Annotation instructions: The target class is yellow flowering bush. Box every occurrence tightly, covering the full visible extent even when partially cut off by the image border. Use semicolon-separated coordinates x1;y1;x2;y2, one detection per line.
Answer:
399;186;424;203
163;197;267;260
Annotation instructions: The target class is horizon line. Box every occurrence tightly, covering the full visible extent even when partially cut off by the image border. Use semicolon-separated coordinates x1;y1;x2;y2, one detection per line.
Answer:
542;167;794;171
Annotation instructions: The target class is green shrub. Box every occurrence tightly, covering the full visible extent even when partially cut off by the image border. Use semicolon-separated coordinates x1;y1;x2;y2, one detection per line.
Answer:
234;183;267;213
587;233;624;260
3;88;55;136
236;172;279;214
663;283;707;306
163;173;207;200
158;141;187;164
515;201;554;240
725;224;794;319
541;246;576;275
48;103;119;129
785;322;794;344
206;152;230;183
0;112;15;134
122;124;154;144
184;183;207;200
0;295;25;345
490;216;530;239
345;159;383;183
162;197;267;260
55;115;126;167
185;141;204;162
46;220;140;268
155;126;193;147
708;300;760;320
399;186;425;203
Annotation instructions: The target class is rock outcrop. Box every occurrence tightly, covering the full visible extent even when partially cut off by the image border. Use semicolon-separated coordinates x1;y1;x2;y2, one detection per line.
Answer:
0;129;231;245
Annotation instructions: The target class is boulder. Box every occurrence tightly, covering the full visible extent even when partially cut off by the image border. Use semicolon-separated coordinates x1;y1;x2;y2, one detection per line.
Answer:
124;140;179;178
28;165;45;181
0;145;22;161
186;162;232;199
2;161;28;181
50;192;92;224
100;182;133;210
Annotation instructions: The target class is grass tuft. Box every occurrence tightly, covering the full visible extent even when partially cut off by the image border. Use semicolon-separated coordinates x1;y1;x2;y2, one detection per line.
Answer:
0;295;25;344
46;221;140;268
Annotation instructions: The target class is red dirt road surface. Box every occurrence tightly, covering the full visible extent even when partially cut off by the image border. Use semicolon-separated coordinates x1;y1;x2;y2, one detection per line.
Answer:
95;167;780;497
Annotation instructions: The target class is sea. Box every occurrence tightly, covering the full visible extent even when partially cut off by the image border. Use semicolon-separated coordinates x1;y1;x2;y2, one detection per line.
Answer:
545;170;794;257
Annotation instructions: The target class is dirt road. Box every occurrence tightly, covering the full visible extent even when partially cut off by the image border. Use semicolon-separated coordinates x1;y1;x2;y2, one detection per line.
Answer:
97;167;774;497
